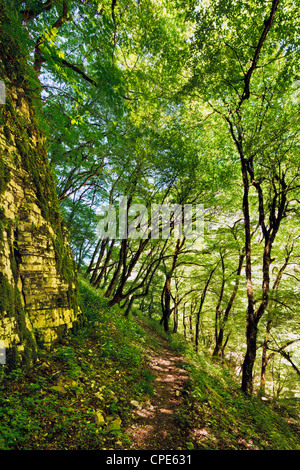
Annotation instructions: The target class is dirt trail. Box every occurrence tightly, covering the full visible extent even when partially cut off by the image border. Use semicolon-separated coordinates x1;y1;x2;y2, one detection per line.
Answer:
125;321;190;450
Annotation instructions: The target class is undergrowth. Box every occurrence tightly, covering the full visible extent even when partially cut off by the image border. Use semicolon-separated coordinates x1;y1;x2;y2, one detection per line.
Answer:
0;277;155;450
166;336;300;450
0;276;299;450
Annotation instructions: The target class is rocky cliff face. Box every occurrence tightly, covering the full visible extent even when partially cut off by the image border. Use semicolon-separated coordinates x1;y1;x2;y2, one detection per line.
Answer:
0;6;81;368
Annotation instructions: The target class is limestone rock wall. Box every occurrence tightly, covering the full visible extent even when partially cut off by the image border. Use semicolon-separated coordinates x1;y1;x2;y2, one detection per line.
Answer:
0;89;82;367
0;5;82;367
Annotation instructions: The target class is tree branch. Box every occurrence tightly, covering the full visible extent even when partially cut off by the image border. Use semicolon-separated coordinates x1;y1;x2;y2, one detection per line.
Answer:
34;1;69;74
21;0;55;23
240;0;280;103
60;59;98;86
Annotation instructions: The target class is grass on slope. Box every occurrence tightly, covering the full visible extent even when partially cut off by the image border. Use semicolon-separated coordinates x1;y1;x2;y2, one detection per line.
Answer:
166;335;300;450
0;278;156;450
0;277;299;450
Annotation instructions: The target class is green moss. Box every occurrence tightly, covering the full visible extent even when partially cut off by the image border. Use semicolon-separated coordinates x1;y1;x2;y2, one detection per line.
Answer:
0;6;55;226
0;3;80;361
68;280;79;316
52;233;73;281
5;346;19;370
0;207;6;246
0;4;41;105
0;272;37;369
51;228;79;315
1;62;78;316
0;155;10;196
14;292;37;368
0;272;15;316
3;125;12;143
10;237;20;284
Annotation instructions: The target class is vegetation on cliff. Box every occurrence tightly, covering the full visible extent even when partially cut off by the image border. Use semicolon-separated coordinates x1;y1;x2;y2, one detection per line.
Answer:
0;278;299;450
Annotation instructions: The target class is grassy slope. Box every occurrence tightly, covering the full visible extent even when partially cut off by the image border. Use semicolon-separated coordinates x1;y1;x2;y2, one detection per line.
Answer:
172;341;300;450
0;277;299;450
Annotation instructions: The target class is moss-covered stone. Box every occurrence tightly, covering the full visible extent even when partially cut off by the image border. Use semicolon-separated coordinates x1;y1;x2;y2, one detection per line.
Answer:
0;207;6;245
1;88;79;320
0;155;10;195
0;272;37;369
0;272;15;317
0;4;81;369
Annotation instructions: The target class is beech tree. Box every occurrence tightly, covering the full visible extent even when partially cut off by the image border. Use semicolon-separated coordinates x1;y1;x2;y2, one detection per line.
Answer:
186;0;300;394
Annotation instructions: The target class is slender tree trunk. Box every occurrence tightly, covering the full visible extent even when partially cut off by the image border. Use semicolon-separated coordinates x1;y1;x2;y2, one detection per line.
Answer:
189;308;194;343
105;239;127;298
260;318;272;393
221;0;280;394
93;239;115;288
242;312;259;394
160;239;182;332
240;155;257;393
173;295;178;333
90;238;108;284
124;296;134;318
260;245;293;392
195;265;217;352
107;238;149;304
183;303;187;339
213;252;244;357
101;261;116;289
86;237;102;278
213;253;225;356
108;244;162;307
242;178;286;393
162;275;172;331
242;238;272;395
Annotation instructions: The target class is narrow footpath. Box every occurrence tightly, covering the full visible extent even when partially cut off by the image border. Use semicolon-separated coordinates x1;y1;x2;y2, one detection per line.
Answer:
125;322;190;450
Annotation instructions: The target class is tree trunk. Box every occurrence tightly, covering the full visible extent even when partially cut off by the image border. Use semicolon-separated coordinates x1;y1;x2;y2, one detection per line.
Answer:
213;252;244;357
241;312;258;395
90;238;108;284
260;318;272;393
124;296;134;317
105;239;127;298
183;303;187;339
160;239;182;332
195;265;217;352
173;295;178;333
93;239;115;288
86;237;102;278
213;253;225;356
260;245;293;392
189;309;194;343
240;158;256;394
162;276;172;332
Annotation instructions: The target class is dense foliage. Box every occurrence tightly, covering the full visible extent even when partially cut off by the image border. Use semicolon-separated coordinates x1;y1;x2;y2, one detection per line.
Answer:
2;0;300;401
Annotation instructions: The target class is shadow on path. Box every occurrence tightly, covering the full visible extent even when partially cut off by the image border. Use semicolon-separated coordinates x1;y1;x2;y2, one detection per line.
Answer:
125;321;190;450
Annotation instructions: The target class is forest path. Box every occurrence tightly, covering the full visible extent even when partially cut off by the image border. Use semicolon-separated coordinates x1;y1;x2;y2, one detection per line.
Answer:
125;319;190;450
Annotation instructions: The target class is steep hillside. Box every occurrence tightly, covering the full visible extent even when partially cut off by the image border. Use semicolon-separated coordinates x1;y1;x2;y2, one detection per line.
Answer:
0;277;299;451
